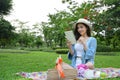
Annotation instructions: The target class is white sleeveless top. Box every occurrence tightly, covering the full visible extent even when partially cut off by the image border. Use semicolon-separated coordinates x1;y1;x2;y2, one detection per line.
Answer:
74;42;84;67
74;43;84;57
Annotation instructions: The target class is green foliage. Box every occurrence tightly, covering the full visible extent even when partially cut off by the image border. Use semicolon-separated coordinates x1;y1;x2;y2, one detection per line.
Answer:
97;45;120;52
0;0;14;48
104;0;120;17
63;0;120;50
46;11;72;47
42;0;98;48
9;20;44;48
52;46;66;50
0;18;15;47
55;49;69;54
97;45;111;52
96;52;119;56
0;19;15;38
0;0;119;51
0;0;13;16
25;47;54;52
35;36;43;48
93;0;120;48
17;32;34;47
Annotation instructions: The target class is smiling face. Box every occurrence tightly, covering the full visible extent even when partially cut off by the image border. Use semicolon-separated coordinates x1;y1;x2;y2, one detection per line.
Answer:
77;23;87;36
74;23;91;40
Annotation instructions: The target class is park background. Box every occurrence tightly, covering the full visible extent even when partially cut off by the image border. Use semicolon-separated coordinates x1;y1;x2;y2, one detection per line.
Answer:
0;0;120;80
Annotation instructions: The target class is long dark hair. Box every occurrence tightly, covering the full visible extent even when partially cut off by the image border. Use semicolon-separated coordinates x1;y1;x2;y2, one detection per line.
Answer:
74;23;91;40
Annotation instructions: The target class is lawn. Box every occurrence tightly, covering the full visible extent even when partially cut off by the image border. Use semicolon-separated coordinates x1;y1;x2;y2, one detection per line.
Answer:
0;49;120;80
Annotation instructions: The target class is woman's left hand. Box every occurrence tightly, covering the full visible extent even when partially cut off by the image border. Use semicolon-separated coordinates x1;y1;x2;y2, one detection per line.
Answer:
78;37;85;45
78;37;87;50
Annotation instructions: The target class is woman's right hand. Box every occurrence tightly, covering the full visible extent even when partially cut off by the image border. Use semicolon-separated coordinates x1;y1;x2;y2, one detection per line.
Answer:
66;40;74;55
66;40;72;49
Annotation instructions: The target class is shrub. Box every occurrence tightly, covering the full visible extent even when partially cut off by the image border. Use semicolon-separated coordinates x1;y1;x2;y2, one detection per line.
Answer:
96;52;119;56
25;47;54;52
97;45;112;52
0;49;29;53
55;49;69;54
111;48;120;52
97;45;120;52
52;47;67;50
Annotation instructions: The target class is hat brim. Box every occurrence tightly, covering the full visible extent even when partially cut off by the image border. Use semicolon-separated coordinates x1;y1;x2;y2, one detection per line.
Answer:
75;19;92;29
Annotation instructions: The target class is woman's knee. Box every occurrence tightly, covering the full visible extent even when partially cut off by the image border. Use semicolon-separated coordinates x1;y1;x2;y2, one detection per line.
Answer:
85;62;94;69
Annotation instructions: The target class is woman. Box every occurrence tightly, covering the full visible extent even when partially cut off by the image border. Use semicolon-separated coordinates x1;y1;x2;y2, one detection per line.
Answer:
67;18;97;69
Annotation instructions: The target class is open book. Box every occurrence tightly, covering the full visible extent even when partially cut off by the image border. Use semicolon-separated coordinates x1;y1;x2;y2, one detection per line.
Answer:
64;30;76;44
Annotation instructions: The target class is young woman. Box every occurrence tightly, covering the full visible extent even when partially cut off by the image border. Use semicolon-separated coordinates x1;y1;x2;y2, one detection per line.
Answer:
67;18;97;69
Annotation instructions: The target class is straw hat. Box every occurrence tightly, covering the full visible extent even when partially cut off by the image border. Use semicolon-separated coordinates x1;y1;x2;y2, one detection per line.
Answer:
75;18;92;29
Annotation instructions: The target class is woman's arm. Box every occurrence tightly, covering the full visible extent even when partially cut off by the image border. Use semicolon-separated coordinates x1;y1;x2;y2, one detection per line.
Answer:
67;44;74;60
67;40;74;55
85;37;97;58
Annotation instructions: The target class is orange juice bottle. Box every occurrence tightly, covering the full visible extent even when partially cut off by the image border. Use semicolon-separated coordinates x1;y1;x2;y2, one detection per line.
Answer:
58;55;63;64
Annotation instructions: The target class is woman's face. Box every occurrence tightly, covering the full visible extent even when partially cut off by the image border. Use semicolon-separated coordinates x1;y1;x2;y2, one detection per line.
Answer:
77;23;87;36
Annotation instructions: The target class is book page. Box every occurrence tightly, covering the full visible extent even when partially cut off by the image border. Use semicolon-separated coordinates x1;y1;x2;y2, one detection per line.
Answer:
64;30;76;44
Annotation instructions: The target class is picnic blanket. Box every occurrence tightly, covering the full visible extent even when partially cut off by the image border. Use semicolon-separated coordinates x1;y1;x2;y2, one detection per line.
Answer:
16;56;120;80
16;67;120;80
16;71;47;80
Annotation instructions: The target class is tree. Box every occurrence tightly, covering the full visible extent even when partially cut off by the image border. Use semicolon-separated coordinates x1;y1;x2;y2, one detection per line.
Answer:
93;0;120;48
35;36;43;48
41;22;54;47
0;0;14;48
48;11;72;47
0;0;13;16
0;18;15;47
11;20;44;48
41;0;99;48
103;0;120;48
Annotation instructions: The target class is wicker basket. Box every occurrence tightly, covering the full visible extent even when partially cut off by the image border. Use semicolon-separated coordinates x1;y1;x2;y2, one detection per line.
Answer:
47;62;77;80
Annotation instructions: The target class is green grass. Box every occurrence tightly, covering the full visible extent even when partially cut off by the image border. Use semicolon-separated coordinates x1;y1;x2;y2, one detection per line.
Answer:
0;49;120;80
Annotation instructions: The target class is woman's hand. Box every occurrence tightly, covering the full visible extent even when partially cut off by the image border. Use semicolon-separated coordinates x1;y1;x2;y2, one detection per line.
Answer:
78;37;87;50
78;37;85;45
66;40;72;49
66;40;74;55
